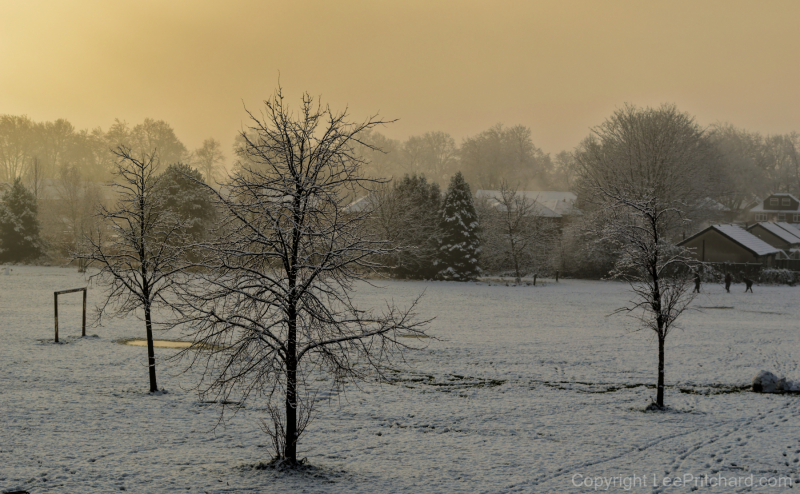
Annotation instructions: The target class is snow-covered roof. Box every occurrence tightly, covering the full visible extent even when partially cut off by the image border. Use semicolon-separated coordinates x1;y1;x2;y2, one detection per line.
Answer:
342;195;372;213
475;190;560;218
775;222;800;239
703;224;783;257
530;191;581;216
474;190;579;218
697;197;730;212
748;222;800;245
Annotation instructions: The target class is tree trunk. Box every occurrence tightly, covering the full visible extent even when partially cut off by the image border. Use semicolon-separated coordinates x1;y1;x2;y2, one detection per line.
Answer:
656;335;665;408
285;313;298;462
144;304;158;392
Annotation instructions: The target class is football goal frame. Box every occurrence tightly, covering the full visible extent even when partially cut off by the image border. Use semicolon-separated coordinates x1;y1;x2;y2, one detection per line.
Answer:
54;287;87;343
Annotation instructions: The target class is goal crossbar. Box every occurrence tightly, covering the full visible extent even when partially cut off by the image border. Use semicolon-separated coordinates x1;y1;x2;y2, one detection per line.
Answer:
54;287;87;343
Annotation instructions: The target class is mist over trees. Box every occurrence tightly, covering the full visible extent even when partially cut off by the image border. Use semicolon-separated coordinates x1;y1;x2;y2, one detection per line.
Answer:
356;124;560;191
0;114;228;262
708;124;800;208
3;103;800;271
0;114;226;188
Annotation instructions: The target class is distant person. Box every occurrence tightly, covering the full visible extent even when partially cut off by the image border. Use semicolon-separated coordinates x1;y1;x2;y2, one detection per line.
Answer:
693;272;701;293
724;272;732;293
743;276;754;293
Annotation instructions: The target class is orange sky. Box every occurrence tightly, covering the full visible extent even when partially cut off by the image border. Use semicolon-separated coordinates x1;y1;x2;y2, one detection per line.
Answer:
2;0;799;158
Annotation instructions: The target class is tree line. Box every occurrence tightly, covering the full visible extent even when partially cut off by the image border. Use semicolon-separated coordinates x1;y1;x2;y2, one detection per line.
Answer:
354;122;800;206
0;115;225;261
3;112;800;205
0;114;226;188
2;97;779;463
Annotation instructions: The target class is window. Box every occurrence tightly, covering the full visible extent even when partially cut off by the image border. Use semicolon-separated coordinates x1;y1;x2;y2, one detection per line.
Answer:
770;198;779;206
755;213;768;221
778;213;786;221
794;214;800;222
782;198;791;206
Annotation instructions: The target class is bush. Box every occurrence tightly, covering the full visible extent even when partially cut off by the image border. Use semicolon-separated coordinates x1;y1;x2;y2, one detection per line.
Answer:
760;268;798;285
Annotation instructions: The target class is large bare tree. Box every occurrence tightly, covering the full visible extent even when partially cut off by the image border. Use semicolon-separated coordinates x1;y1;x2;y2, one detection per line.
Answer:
74;146;188;392
576;104;711;408
172;88;427;464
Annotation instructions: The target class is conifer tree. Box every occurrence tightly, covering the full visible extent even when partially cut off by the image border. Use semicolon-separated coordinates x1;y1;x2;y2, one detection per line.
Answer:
392;174;442;279
155;163;216;241
0;178;43;262
437;171;480;280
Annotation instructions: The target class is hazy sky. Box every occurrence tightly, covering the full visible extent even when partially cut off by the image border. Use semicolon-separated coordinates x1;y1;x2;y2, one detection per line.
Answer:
2;0;800;158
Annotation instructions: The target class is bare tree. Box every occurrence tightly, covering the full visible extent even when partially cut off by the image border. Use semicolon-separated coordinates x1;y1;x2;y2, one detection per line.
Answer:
402;131;458;184
26;157;44;200
41;164;103;259
460;124;552;191
192;138;226;184
74;145;188;392
0;115;36;183
171;87;427;464
477;183;558;282
576;104;710;408
550;150;579;192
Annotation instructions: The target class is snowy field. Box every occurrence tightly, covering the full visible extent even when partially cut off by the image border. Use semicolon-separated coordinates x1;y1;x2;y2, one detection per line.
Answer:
1;265;799;493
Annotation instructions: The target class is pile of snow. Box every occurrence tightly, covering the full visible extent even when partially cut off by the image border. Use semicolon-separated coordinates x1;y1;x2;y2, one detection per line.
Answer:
752;370;800;393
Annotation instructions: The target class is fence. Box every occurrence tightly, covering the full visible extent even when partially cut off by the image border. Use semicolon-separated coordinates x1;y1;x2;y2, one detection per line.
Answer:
702;262;764;282
702;261;800;283
774;259;800;271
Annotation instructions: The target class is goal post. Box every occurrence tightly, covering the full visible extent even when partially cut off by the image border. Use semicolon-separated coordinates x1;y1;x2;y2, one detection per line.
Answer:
54;287;87;343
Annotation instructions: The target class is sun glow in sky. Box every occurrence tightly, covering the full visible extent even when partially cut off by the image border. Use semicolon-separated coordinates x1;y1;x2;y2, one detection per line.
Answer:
2;0;799;157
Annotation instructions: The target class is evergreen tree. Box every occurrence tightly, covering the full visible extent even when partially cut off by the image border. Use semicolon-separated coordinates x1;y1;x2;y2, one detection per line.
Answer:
391;174;442;279
437;171;480;280
155;163;216;240
0;178;44;262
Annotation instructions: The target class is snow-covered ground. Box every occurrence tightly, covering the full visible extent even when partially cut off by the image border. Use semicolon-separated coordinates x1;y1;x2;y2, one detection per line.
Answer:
1;265;799;493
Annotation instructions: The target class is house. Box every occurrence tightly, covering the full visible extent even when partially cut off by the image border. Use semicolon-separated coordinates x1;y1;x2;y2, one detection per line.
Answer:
677;224;783;266
342;194;373;214
473;190;580;225
775;222;800;259
746;222;800;259
747;193;800;224
697;197;736;223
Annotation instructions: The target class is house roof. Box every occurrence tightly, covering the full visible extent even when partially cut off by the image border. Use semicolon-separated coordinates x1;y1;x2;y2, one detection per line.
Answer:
679;224;783;257
748;222;800;245
342;195;372;213
698;197;731;212
775;221;800;235
474;190;578;218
